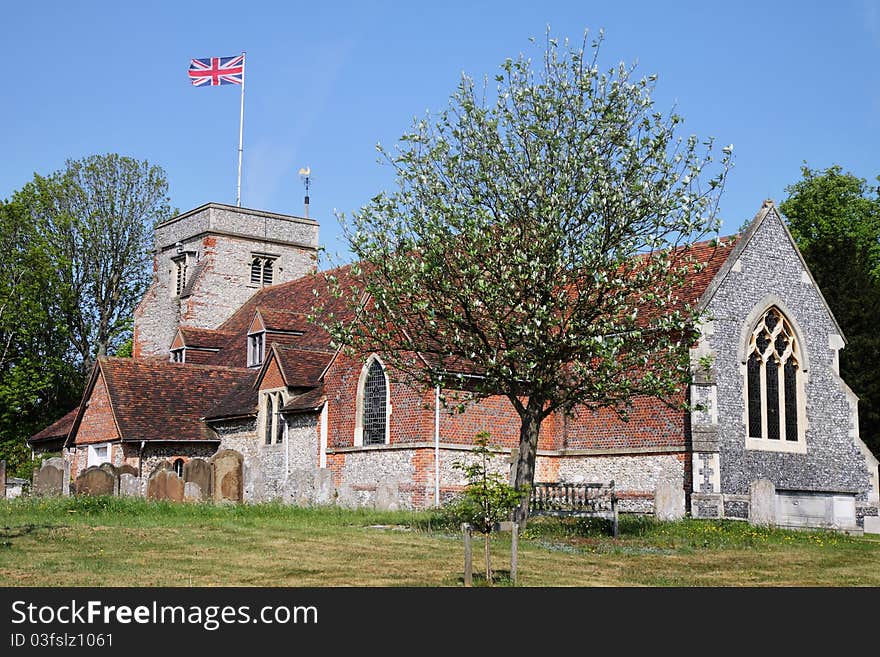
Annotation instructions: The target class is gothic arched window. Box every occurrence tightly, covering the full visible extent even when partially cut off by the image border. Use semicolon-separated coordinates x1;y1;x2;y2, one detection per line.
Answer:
358;358;388;446
746;307;804;448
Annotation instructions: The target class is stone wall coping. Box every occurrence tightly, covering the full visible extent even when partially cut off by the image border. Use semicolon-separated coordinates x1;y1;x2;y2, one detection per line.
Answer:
326;442;687;457
156;202;317;230
158;228;317;254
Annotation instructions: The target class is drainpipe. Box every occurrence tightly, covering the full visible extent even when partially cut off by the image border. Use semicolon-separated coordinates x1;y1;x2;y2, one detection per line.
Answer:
319;402;328;469
283;410;289;487
434;386;440;507
138;440;145;479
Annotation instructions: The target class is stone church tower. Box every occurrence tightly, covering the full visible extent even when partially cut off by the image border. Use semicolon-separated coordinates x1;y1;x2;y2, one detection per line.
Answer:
133;202;319;358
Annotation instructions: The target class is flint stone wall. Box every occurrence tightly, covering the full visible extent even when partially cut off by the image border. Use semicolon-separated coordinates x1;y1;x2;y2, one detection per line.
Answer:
705;210;873;502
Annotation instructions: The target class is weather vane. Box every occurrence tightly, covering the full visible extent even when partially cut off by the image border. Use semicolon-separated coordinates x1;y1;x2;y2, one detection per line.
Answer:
298;166;311;218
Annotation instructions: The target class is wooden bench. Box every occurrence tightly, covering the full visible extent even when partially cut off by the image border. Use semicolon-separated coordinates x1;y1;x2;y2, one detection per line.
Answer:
529;481;619;537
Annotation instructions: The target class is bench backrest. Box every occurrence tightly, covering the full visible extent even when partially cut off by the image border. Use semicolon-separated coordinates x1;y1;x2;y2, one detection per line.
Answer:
529;481;616;512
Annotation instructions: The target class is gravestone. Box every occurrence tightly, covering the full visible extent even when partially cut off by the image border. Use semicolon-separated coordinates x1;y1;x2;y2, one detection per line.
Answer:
183;458;212;499
43;456;66;471
119;473;141;497
147;469;184;502
98;463;119;495
653;481;685;521
0;460;5;499
286;468;315;505
33;462;64;496
375;478;400;511
211;450;243;503
314;468;335;505
749;478;776;527
76;466;116;496
184;482;202;502
118;464;138;478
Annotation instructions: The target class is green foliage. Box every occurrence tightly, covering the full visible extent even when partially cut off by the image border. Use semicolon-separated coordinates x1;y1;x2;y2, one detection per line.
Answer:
14;153;174;368
451;432;526;535
0;200;81;474
322;29;732;504
780;164;880;456
0;154;172;472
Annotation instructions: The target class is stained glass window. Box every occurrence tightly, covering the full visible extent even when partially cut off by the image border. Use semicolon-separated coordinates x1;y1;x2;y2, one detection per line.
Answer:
362;360;387;446
765;357;780;440
747;353;762;438
745;307;802;445
784;360;798;442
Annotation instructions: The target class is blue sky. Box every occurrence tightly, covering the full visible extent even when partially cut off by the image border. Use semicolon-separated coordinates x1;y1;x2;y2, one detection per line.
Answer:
3;1;879;263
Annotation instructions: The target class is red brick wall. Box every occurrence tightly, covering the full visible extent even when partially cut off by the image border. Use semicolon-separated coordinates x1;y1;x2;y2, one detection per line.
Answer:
323;352;561;451
260;357;286;390
561;392;688;451
74;371;120;446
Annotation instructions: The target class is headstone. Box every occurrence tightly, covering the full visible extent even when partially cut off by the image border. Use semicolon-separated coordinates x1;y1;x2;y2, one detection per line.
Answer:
43;456;66;471
118;464;138;478
864;516;880;535
98;463;120;495
314;468;335;505
33;463;64;496
183;458;212;498
147;469;184;502
0;460;6;499
375;478;400;511
287;468;315;505
119;473;141;497
184;482;202;502
211;450;243;503
749;478;776;527
76;466;116;496
653;481;685;521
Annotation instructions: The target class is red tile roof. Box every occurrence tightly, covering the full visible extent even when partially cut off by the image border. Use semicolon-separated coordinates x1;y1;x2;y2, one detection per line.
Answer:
30;407;78;443
179;327;235;350
269;344;333;388
256;308;312;333
281;387;325;413
88;358;257;443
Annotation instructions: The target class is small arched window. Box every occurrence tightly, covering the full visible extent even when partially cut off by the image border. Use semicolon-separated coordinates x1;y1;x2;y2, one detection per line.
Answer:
746;307;803;447
359;358;388;446
173;458;185;478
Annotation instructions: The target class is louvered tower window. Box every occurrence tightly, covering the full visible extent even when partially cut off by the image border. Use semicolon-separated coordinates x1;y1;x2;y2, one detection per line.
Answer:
173;257;187;296
746;307;801;443
362;359;388;446
250;256;276;286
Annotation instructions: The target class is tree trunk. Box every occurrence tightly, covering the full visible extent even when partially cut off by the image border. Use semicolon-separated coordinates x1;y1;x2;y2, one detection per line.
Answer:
514;398;544;525
484;533;491;585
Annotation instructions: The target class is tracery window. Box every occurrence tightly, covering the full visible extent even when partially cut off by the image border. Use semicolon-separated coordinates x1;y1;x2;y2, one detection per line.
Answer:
746;307;802;445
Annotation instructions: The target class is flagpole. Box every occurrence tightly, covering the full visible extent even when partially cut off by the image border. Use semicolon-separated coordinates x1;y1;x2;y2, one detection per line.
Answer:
236;51;246;207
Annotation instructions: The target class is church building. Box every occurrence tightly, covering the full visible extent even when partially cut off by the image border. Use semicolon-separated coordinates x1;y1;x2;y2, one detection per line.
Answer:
31;200;880;531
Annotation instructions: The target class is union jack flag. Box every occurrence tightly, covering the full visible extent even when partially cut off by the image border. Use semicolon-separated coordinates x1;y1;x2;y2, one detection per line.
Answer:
188;54;244;86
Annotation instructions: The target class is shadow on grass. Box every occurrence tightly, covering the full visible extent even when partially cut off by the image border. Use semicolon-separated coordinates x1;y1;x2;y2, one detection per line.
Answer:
0;523;61;548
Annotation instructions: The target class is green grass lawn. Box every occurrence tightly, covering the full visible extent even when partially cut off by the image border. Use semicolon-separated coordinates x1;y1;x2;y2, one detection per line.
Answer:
1;496;878;586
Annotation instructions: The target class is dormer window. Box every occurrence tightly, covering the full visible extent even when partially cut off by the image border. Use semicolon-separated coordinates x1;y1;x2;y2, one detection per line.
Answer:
248;331;265;367
170;348;185;363
250;255;276;287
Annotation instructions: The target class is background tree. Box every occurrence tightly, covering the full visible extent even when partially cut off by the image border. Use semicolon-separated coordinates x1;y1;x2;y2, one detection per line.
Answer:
780;164;880;457
323;32;731;520
0;200;80;475
16;153;174;373
0;153;173;473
